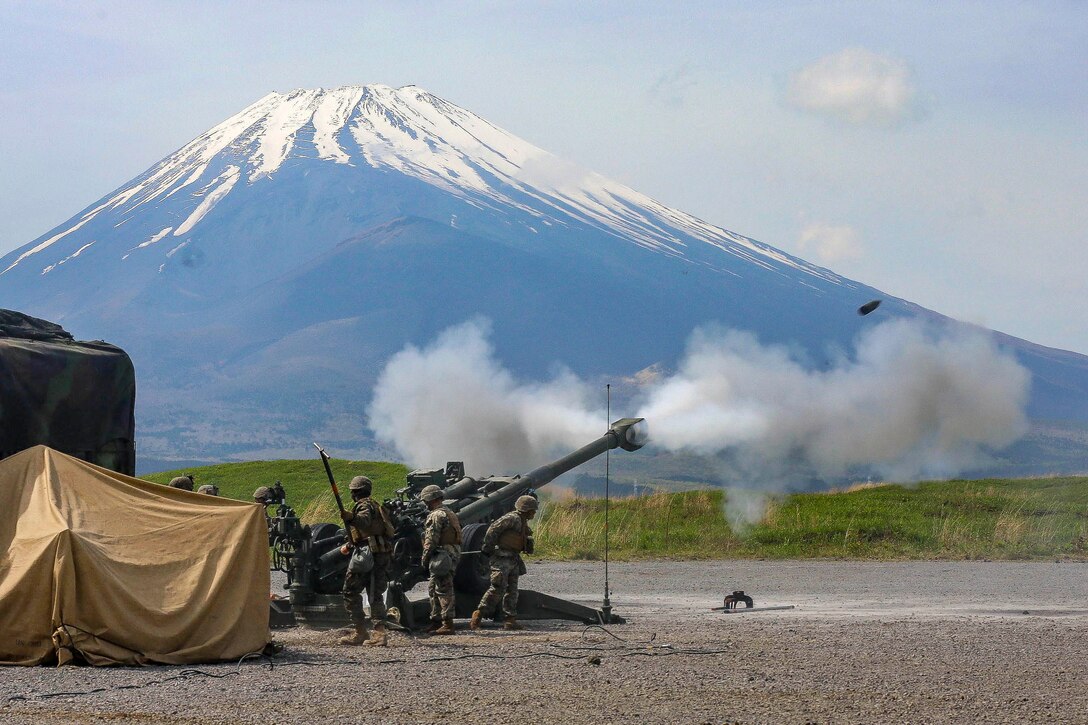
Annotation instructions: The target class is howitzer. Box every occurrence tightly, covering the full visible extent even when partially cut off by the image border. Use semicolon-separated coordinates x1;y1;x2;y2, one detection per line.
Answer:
269;418;646;630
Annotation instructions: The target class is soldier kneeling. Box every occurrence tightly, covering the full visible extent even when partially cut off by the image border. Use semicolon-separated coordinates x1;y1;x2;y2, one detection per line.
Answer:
470;495;537;631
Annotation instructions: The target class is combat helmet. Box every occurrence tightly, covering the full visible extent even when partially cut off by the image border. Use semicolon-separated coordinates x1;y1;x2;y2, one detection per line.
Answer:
420;484;444;503
169;475;194;491
253;486;274;504
348;475;373;495
197;484;219;496
514;495;538;513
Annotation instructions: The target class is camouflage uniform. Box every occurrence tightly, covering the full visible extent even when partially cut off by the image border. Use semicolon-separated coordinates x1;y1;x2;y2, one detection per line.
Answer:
422;505;462;621
342;497;393;628
476;510;531;618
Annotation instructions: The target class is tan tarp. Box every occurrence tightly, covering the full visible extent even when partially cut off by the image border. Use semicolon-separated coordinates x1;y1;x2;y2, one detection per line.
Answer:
0;446;270;666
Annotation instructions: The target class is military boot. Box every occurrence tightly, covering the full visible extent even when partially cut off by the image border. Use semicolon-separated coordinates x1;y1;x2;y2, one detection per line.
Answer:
426;618;442;632
435;618;456;635
365;623;388;647
503;616;523;631
339;624;369;646
469;609;483;630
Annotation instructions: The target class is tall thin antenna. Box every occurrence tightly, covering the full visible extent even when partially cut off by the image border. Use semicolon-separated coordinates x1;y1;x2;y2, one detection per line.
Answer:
602;383;612;624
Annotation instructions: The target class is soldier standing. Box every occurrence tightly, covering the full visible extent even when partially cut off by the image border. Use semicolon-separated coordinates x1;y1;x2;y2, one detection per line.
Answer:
470;495;537;631
339;475;394;647
419;484;462;635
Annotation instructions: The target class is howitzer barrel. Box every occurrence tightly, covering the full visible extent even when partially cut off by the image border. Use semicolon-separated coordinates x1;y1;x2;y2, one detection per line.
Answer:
439;475;480;501
455;417;645;523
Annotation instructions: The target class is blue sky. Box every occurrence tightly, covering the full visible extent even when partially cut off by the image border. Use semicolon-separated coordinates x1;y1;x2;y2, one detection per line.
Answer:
1;1;1085;353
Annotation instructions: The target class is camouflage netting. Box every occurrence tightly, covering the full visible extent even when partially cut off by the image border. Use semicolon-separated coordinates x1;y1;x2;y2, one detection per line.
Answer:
0;309;135;475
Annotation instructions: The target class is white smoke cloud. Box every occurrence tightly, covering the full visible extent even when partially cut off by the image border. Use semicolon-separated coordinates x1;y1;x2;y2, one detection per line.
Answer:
368;317;1030;492
366;318;602;473
788;47;919;126
640;320;1030;482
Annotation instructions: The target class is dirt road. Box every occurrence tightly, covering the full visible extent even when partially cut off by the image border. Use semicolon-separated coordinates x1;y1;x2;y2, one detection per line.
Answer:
3;560;1087;723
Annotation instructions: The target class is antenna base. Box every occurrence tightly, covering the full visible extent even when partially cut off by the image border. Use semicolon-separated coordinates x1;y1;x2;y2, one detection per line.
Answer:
600;596;612;624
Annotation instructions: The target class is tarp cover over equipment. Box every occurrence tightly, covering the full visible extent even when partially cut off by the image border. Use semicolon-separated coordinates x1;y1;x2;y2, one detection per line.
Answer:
0;446;270;666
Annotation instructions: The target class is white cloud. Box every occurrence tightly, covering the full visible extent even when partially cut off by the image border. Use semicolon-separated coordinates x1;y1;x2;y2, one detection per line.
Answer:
514;153;594;193
648;63;697;108
788;48;918;125
797;221;863;262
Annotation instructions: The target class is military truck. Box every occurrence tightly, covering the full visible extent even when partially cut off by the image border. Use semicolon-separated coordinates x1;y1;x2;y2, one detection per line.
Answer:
0;309;136;475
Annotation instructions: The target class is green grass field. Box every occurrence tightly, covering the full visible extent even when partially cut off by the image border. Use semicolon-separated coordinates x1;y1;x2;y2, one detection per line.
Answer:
144;461;1088;561
536;478;1088;560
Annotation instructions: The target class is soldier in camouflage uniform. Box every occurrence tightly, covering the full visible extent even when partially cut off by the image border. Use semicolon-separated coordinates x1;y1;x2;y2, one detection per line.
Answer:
339;475;394;647
470;495;537;631
419;484;462;635
253;486;276;544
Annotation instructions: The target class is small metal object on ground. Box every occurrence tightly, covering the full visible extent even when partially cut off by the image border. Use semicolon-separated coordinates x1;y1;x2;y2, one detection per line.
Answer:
710;590;796;614
718;605;796;614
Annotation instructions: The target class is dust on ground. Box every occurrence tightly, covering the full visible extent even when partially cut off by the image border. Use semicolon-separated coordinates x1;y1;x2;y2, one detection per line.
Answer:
3;560;1087;724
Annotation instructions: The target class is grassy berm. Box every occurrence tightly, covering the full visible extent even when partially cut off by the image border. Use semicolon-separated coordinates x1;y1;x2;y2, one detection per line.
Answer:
145;462;1088;561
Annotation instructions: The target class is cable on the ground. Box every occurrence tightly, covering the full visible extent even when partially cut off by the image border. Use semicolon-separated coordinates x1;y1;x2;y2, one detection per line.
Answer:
5;648;270;704
580;623;657;644
8;667;235;703
6;634;731;704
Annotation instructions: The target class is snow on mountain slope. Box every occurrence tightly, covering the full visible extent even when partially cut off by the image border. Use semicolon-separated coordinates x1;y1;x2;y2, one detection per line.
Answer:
0;85;838;284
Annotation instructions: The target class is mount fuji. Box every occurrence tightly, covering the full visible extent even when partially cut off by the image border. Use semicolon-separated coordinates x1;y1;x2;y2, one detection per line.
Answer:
1;85;1085;473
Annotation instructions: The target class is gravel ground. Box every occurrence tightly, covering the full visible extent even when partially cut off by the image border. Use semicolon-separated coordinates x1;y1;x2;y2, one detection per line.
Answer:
3;560;1088;724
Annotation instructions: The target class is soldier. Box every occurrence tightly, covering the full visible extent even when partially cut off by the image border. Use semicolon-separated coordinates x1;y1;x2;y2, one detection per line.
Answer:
252;486;276;543
339;475;394;647
252;486;275;505
168;474;195;491
197;484;219;496
419;484;462;635
470;495;537;631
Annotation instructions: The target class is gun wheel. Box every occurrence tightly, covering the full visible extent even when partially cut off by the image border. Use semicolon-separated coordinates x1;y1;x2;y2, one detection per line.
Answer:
455;523;491;594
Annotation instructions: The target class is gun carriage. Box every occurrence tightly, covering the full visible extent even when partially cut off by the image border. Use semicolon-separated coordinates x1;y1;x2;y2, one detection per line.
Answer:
267;418;645;630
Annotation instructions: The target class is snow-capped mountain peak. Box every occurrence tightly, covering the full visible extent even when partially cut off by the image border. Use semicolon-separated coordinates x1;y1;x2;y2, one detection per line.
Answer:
1;85;837;285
